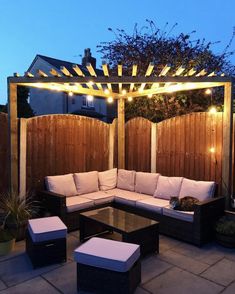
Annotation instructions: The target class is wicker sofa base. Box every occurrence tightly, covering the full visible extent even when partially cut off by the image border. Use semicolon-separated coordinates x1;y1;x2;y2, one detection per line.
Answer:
77;259;141;294
26;230;67;268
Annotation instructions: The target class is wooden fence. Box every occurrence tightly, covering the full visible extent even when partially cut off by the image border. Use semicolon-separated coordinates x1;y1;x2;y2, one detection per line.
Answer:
0;113;8;193
0;112;230;194
25;115;110;191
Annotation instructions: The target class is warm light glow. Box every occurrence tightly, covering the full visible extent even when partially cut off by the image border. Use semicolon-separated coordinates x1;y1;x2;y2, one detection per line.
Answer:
50;84;61;91
138;88;143;93
122;89;127;95
68;91;73;97
88;81;94;86
127;97;133;102
205;89;212;95
209;147;215;153
87;95;94;102
107;97;113;103
35;83;43;88
148;94;153;98
104;89;110;95
209;106;217;114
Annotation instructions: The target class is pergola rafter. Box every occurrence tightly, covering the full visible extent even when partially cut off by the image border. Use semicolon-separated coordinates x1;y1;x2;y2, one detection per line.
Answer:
7;62;235;207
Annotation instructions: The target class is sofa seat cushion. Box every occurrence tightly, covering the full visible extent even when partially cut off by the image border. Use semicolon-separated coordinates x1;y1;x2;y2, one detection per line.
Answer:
82;191;114;205
117;169;136;191
74;171;99;195
45;173;77;196
162;206;194;222
66;196;94;213
179;178;216;201
154;176;183;200
98;168;117;191
135;172;160;195
111;188;151;206
136;198;169;214
74;237;140;272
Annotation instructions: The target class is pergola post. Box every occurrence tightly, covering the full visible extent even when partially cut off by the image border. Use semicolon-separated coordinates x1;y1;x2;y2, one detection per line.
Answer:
118;98;125;169
222;82;234;207
7;81;18;194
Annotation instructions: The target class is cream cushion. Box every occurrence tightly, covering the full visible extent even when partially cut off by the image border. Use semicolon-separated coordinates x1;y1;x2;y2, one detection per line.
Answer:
82;191;114;205
136;198;169;214
111;188;151;206
74;171;99;195
117;169;136;191
163;206;194;222
154;176;183;200
66;196;94;213
135;172;160;195
98;168;117;191
179;178;216;201
45;174;77;196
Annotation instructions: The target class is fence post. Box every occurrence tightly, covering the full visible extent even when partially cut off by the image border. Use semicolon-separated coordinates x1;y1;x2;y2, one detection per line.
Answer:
19;118;27;198
151;122;157;173
109;119;115;169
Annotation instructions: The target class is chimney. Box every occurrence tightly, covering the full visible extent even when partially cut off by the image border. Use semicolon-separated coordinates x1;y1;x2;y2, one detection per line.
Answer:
82;48;96;69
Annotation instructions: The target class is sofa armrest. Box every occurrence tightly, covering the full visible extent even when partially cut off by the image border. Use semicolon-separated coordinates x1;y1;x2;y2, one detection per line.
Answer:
39;190;67;219
193;196;225;245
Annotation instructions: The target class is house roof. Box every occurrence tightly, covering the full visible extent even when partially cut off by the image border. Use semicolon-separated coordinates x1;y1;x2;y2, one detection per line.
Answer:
28;54;103;77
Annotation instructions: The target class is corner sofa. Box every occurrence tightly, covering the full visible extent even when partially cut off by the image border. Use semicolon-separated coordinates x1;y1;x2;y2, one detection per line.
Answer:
41;169;225;246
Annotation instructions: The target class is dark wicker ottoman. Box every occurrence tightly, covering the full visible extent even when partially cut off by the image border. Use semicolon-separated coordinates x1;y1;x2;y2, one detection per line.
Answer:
74;237;141;294
26;216;67;268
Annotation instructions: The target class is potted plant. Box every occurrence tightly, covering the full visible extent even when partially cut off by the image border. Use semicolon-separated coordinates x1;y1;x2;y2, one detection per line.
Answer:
0;212;16;256
0;191;37;243
215;216;235;248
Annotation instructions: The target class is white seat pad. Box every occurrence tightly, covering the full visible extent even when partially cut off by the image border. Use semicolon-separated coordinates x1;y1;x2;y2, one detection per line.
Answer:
81;191;114;205
136;198;169;214
28;216;67;242
74;237;140;272
66;196;94;213
163;206;194;222
110;188;151;206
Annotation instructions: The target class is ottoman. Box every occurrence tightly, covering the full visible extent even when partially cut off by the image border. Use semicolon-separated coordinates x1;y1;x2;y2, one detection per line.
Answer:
26;216;67;268
74;237;141;294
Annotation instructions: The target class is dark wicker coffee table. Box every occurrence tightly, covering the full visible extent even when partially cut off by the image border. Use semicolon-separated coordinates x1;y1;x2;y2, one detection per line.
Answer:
80;206;159;256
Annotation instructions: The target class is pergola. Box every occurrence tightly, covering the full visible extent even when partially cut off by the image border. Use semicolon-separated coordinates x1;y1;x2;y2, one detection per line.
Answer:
7;62;235;201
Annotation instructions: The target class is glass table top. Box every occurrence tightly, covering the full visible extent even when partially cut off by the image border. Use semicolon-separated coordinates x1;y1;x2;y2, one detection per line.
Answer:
80;206;158;233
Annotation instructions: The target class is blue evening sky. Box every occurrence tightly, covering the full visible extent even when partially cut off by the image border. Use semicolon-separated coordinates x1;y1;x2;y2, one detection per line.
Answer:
0;0;234;104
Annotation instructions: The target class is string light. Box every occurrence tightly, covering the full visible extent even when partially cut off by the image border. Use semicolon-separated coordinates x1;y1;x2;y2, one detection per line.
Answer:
205;89;212;95
208;106;217;114
104;89;110;95
209;147;215;153
122;89;127;95
148;94;153;98
127;97;133;102
107;97;113;103
87;95;94;102
68;91;73;97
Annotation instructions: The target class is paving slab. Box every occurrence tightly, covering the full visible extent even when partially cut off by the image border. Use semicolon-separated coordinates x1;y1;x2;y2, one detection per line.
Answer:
0;253;62;287
141;254;172;283
201;258;235;286
157;249;210;274
0;279;7;291
42;261;77;294
0;276;60;294
221;281;235;294
135;287;151;294
67;234;80;261
0;240;25;263
159;235;182;252
172;242;225;265
143;266;223;294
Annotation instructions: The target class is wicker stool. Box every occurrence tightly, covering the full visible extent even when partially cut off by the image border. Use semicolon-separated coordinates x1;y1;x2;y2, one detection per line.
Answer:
74;237;141;294
26;216;67;268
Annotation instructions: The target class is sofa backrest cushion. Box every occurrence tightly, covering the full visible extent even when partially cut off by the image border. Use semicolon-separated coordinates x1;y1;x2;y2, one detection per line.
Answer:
179;178;216;201
98;168;117;191
74;171;99;195
154;176;183;200
117;169;136;191
135;172;160;195
45;174;77;196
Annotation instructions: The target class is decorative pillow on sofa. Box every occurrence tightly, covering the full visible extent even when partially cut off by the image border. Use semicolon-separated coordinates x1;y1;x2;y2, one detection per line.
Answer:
45;174;77;196
154;176;183;200
117;169;136;191
179;178;216;202
98;168;117;191
135;172;160;195
74;171;99;195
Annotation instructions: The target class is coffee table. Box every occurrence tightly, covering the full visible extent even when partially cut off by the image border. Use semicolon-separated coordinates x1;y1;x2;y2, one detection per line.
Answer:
79;206;159;256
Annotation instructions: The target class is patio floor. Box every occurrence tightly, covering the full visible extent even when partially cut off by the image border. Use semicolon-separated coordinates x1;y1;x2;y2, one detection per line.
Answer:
0;232;235;294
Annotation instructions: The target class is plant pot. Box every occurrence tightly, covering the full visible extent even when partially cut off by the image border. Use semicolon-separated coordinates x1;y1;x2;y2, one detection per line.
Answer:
0;238;15;256
215;232;235;248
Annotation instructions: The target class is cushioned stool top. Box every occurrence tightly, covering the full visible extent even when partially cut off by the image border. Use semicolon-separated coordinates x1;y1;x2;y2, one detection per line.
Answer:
74;237;140;272
28;216;67;243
